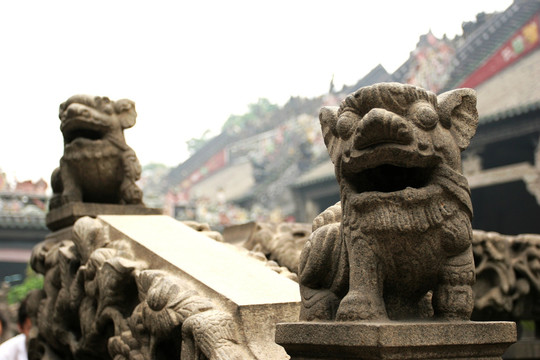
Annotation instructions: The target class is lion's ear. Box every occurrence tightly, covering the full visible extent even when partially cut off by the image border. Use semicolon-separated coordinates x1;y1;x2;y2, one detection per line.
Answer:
319;106;341;164
115;99;137;129
437;88;478;151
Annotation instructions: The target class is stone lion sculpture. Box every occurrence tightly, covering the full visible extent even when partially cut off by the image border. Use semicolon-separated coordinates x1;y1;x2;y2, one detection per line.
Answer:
299;83;478;322
49;95;143;208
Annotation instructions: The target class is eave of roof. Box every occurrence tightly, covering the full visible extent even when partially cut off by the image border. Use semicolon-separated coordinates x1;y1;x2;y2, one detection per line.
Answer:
480;99;540;124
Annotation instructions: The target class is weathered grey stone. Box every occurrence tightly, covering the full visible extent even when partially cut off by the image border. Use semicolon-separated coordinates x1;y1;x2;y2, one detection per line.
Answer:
472;230;540;321
49;95;144;209
45;202;162;231
30;215;300;360
100;215;300;308
276;321;517;359
243;222;312;276
299;83;479;322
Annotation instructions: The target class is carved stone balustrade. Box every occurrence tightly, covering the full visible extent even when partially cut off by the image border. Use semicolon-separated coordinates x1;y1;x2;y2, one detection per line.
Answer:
28;214;300;360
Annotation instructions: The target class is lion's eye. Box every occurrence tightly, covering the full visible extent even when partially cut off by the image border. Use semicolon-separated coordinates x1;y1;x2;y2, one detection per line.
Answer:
410;103;438;130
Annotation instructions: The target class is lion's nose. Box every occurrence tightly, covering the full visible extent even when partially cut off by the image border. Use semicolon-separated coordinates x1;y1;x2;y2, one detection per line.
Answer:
63;104;91;120
354;108;413;150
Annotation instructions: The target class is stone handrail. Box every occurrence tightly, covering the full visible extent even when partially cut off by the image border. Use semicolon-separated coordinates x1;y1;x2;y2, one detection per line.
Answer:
28;215;300;360
244;223;540;327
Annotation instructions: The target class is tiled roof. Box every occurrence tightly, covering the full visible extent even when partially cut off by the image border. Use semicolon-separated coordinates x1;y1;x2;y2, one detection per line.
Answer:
476;47;540;122
443;0;540;91
0;214;47;230
292;160;334;188
167;132;236;185
340;64;392;94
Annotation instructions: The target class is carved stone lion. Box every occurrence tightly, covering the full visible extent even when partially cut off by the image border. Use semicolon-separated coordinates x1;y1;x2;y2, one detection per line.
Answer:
49;95;143;208
299;83;478;322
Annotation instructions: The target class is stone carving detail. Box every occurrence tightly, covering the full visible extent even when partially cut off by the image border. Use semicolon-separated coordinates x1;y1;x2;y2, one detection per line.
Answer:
241;220;540;327
28;217;252;360
298;83;479;321
472;230;540;322
50;95;143;209
243;222;311;281
524;137;540;205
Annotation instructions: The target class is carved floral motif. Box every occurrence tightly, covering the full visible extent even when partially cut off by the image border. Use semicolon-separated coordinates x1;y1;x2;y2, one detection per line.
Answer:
29;217;253;360
472;230;540;321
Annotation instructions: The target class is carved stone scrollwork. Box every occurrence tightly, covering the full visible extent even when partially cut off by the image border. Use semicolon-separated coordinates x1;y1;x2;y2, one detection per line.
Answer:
29;217;253;360
244;224;540;326
244;222;311;279
472;230;540;322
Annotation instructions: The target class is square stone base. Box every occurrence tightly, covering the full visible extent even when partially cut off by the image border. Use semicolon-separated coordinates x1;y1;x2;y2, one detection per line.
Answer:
46;203;162;231
275;321;516;359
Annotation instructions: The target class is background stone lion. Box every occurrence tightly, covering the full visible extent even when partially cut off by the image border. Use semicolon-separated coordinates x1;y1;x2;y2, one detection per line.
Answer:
49;95;143;209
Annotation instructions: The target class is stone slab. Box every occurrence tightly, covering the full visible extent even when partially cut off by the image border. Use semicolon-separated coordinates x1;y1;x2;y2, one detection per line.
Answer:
275;321;516;359
100;215;300;306
222;221;258;244
46;203;162;231
99;215;301;360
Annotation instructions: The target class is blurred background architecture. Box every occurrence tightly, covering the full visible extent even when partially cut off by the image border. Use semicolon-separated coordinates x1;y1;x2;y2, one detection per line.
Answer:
1;0;540;283
0;172;48;285
164;0;540;234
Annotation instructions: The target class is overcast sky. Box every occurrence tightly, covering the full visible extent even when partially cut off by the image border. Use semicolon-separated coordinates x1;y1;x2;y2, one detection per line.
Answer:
0;0;513;183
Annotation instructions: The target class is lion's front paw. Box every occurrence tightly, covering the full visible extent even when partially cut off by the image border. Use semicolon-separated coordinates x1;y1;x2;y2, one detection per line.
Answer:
433;284;474;320
300;288;341;321
335;291;387;321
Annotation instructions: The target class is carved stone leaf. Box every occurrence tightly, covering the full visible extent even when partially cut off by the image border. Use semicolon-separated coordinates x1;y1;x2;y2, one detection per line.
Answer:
182;310;250;360
96;257;140;315
141;274;213;338
73;217;111;264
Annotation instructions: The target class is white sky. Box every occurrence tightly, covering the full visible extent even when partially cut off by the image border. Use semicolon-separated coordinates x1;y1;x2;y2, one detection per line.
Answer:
0;0;513;183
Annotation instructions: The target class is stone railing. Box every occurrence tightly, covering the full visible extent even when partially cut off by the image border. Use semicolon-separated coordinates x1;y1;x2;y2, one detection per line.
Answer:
242;224;540;327
27;210;540;359
239;223;540;358
27;208;300;360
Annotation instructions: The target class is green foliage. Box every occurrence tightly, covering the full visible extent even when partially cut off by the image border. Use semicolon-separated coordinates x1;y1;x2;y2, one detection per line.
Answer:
222;98;278;134
7;266;43;304
186;129;213;155
186;98;279;156
520;320;535;332
142;162;168;172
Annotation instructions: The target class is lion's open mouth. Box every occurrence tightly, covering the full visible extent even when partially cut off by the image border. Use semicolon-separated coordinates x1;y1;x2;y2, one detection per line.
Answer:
64;128;105;144
344;164;435;194
62;117;108;145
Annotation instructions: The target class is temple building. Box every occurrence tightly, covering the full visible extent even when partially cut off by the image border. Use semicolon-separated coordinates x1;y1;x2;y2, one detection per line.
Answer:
295;0;540;235
168;0;540;236
0;175;48;283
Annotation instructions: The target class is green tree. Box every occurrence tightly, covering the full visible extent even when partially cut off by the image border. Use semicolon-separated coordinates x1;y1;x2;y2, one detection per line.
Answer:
222;98;278;135
7;266;43;304
186;129;213;155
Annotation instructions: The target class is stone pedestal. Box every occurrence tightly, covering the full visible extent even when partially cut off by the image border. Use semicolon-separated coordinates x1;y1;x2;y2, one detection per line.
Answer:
46;203;162;231
275;321;516;360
